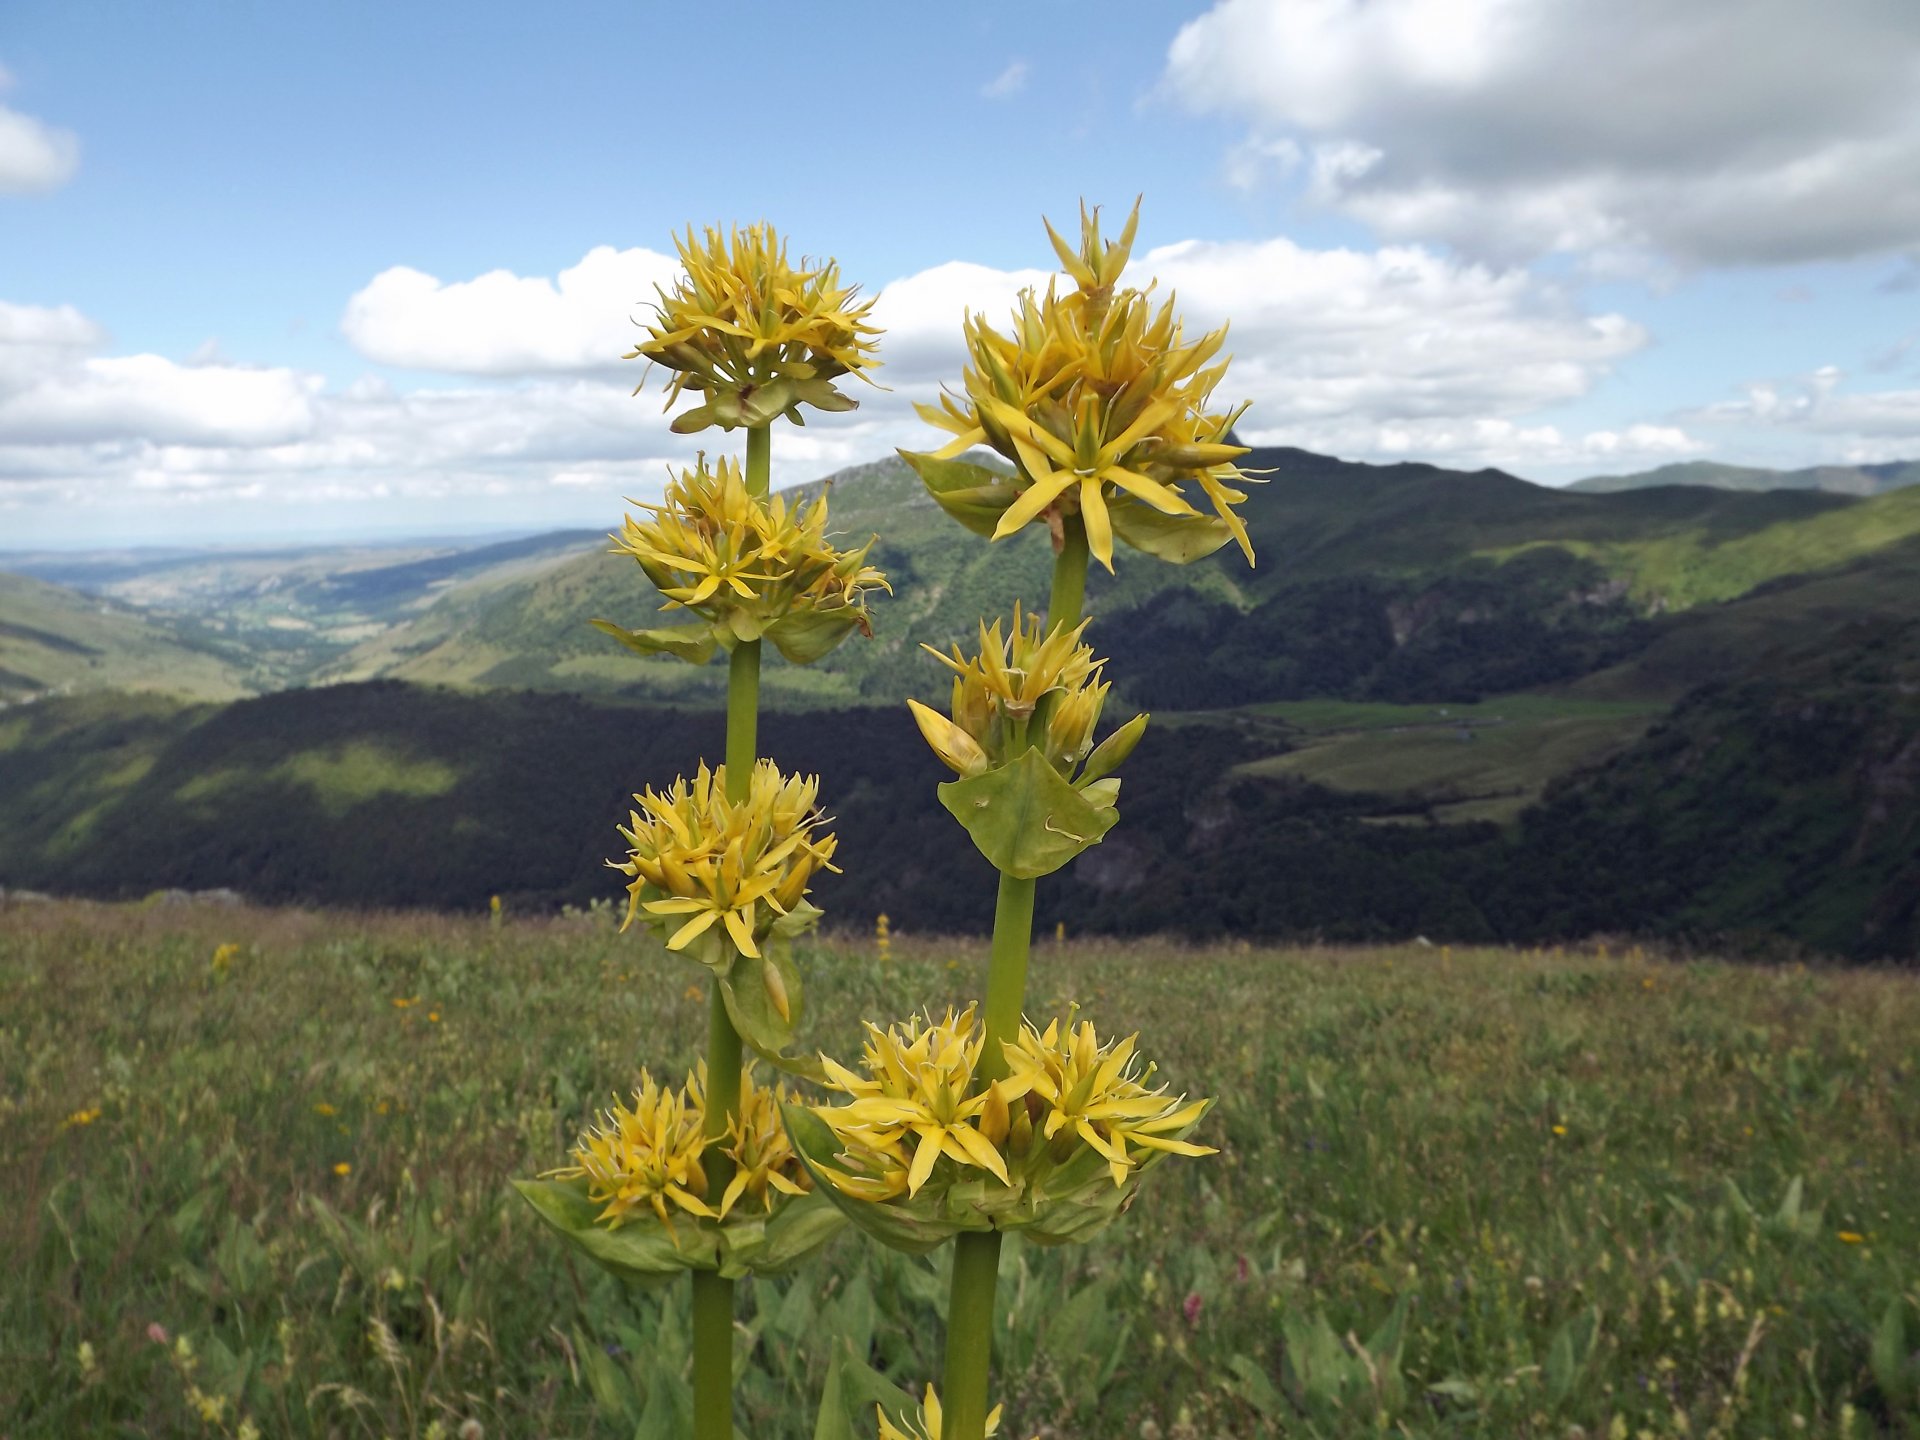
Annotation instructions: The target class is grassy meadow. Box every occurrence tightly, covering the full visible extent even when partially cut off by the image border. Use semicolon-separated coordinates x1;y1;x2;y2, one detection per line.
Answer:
3;902;1917;1439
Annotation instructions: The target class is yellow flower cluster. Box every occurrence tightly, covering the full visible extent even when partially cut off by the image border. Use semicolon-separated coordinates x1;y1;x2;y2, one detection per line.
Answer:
811;1006;1213;1205
907;605;1143;785
1003;1015;1215;1187
628;221;882;433
612;760;837;977
556;1065;809;1231
913;201;1257;571
610;453;888;651
877;1386;1019;1440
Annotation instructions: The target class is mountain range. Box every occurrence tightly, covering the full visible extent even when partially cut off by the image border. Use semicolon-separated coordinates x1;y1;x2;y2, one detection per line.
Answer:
2;447;1915;958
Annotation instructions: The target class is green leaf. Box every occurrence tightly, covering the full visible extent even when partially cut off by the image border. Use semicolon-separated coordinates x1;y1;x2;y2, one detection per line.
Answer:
1872;1298;1915;1402
512;1178;714;1285
937;747;1118;879
736;1190;847;1276
589;618;717;665
717;946;824;1082
766;608;864;665
898;449;1021;538
813;1348;855;1440
741;379;798;428
1109;498;1234;564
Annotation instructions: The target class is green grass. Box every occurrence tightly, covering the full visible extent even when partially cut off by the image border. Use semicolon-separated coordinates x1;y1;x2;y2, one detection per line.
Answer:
1238;699;1664;825
0;572;256;702
4;903;1917;1438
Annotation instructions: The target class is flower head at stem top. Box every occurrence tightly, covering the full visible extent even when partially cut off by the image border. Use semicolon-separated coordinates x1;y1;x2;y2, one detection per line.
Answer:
815;1006;1013;1200
1001;1012;1217;1188
913;199;1259;572
610;452;888;647
611;760;838;973
628;221;882;434
550;1064;810;1233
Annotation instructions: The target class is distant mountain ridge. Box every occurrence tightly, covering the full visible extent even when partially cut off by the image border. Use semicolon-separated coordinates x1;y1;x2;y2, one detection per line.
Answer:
1566;457;1920;496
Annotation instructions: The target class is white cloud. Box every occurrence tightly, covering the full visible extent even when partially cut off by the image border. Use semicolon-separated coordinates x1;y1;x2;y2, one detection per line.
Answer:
981;60;1028;99
2;231;1700;529
1163;0;1920;267
341;245;682;374
0;97;80;193
1692;366;1920;445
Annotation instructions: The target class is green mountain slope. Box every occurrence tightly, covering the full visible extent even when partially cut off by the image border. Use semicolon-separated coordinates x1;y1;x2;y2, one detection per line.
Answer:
318;447;1920;710
0;573;256;702
1567;457;1920;496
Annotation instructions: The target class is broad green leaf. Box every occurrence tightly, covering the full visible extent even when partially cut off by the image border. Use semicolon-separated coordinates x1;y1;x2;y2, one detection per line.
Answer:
938;747;1118;879
1109;498;1234;564
766;608;864;665
512;1178;714;1285
718;946;823;1082
898;449;1021;538
589;618;717;666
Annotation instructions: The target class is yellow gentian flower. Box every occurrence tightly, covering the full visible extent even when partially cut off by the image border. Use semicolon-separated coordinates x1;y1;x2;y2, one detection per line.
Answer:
605;452;888;659
1002;1014;1216;1187
911;200;1257;572
628;221;882;433
815;1006;1014;1199
552;1070;712;1231
611;759;838;975
907;604;1144;787
877;1386;1015;1440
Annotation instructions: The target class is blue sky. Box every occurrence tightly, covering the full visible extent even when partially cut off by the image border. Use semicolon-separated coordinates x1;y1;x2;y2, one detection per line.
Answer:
3;0;1918;547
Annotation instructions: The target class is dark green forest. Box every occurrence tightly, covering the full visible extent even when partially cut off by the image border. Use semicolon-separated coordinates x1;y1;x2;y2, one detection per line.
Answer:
2;672;1912;959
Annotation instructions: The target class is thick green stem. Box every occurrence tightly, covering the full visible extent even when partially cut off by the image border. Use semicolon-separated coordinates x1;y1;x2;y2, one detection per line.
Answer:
745;423;771;499
1049;513;1090;632
940;1231;1005;1440
725;640;761;788
691;421;772;1440
978;873;1036;1083
935;510;1094;1439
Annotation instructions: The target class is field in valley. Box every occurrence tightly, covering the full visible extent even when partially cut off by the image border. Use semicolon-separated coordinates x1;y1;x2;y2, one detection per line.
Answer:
3;902;1917;1438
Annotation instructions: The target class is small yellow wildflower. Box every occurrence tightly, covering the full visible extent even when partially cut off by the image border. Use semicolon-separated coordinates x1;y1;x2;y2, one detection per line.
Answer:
333;1162;351;1176
910;200;1257;572
392;995;418;1009
1837;1231;1865;1244
209;942;240;977
612;759;837;973
816;1006;1010;1199
1552;1125;1568;1137
603;452;887;662
628;221;881;432
63;1106;102;1129
877;1385;1008;1440
1001;1015;1216;1187
428;1011;441;1023
313;1102;337;1117
908;604;1145;786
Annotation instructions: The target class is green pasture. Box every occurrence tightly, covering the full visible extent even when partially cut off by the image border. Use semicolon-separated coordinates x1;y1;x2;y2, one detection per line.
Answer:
1240;699;1663;825
3;903;1916;1438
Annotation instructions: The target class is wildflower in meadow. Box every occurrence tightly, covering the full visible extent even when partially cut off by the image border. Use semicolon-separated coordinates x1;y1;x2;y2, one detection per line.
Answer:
627;221;881;434
611;759;836;978
599;452;888;665
905;201;1258;572
877;1386;1028;1440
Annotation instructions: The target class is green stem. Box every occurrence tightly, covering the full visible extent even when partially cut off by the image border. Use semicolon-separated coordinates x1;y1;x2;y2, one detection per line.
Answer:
1049;513;1090;632
690;420;771;1440
745;423;771;499
940;1231;1005;1440
978;873;1036;1084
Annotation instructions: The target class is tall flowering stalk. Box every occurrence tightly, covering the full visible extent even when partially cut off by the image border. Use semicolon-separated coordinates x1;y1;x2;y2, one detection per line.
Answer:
818;199;1258;1440
521;223;884;1440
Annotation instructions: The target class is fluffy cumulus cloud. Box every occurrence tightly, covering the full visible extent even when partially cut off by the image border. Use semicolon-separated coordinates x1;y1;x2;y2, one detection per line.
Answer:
0;63;80;193
4;229;1720;533
341;245;683;374
1688;365;1920;462
1163;0;1920;267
